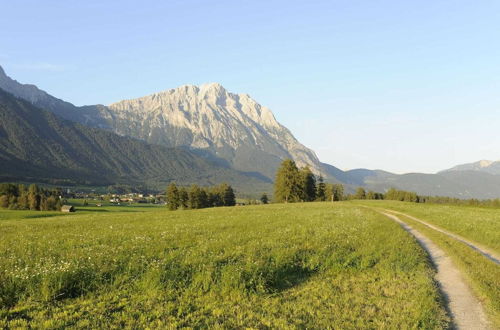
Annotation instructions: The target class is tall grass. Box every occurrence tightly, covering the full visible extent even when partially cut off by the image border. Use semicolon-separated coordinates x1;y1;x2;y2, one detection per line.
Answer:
0;203;447;328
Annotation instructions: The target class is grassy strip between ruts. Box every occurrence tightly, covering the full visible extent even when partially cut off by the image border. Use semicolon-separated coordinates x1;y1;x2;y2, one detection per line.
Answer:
1;203;448;328
385;211;500;329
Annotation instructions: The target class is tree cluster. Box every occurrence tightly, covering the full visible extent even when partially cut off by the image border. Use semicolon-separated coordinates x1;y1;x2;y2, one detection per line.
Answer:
166;183;236;210
325;183;345;201
0;183;63;211
384;188;419;202
273;160;346;203
349;187;384;200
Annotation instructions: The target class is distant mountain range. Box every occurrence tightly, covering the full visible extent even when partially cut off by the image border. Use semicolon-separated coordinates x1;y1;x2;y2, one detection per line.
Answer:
1;64;500;198
440;160;500;176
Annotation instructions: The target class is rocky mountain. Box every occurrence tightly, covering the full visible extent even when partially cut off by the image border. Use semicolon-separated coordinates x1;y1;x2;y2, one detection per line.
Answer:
105;83;323;179
0;66;322;181
0;88;271;193
440;160;500;176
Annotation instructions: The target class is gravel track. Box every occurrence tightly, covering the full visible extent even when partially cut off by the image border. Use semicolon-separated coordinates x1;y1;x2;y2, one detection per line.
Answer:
381;212;491;330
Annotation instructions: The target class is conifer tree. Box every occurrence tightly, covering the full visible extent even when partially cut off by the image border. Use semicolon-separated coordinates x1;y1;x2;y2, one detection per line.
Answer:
166;183;180;210
332;184;344;201
316;175;326;201
188;185;205;209
28;184;40;210
221;184;236;206
199;188;209;208
46;196;57;210
274;159;301;203
366;190;375;200
178;188;189;209
300;166;316;202
260;193;269;204
355;187;366;200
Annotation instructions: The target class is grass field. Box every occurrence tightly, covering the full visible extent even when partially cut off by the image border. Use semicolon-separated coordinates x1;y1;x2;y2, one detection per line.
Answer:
0;203;447;328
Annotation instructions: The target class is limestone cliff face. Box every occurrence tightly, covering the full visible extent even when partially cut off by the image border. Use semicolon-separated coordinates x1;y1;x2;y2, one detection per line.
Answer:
106;83;322;178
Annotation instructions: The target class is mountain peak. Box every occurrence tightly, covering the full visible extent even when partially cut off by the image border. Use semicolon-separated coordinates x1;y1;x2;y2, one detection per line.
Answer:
478;160;494;168
107;82;322;177
200;82;225;91
0;65;5;77
440;159;500;176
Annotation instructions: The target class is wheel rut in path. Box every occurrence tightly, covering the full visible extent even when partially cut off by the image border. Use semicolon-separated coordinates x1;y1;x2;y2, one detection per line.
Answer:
381;212;491;330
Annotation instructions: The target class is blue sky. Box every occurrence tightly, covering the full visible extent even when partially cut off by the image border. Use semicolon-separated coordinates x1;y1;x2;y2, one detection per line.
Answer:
1;0;500;173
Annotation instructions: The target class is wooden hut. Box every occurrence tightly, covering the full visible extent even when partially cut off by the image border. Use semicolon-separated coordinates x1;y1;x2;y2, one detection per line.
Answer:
61;205;75;212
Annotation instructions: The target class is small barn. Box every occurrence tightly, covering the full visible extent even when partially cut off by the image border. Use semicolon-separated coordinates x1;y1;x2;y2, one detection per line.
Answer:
61;205;75;213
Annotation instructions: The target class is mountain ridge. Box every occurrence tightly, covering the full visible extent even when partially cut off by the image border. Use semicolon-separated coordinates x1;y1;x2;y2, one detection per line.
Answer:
0;87;271;193
2;64;500;199
440;160;500;176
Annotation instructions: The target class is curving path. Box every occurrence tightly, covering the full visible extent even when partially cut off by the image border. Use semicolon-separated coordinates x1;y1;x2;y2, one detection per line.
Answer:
384;209;500;265
381;212;491;330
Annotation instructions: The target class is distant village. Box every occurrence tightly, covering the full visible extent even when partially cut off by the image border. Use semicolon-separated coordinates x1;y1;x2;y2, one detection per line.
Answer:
67;190;166;205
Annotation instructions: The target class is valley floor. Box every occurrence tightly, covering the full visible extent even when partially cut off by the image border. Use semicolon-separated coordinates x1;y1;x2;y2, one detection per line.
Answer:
1;201;498;328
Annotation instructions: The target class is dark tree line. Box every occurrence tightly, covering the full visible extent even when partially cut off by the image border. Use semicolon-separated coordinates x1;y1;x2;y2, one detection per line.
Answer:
273;160;346;203
166;183;236;210
0;183;63;211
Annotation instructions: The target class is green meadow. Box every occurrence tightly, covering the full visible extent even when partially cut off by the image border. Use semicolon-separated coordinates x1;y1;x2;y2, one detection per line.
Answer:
0;203;447;328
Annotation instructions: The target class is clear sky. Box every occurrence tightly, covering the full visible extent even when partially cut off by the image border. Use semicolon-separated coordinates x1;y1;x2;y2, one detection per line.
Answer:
1;0;500;173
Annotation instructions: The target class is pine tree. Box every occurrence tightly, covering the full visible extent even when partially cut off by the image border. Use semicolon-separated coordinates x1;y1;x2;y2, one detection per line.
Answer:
316;175;326;201
260;193;269;204
166;183;180;210
178;188;189;209
355;187;366;200
47;196;57;210
332;184;344;201
366;190;375;200
199;188;209;208
28;184;40;210
39;195;48;211
188;185;207;209
274;159;302;203
211;185;224;207
299;166;316;202
221;184;236;206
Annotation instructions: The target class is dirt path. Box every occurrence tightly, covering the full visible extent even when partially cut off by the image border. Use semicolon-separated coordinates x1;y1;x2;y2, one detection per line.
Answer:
384;209;500;265
381;212;491;330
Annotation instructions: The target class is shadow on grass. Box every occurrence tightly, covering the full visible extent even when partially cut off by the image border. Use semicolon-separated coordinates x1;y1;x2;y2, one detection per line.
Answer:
265;264;318;293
